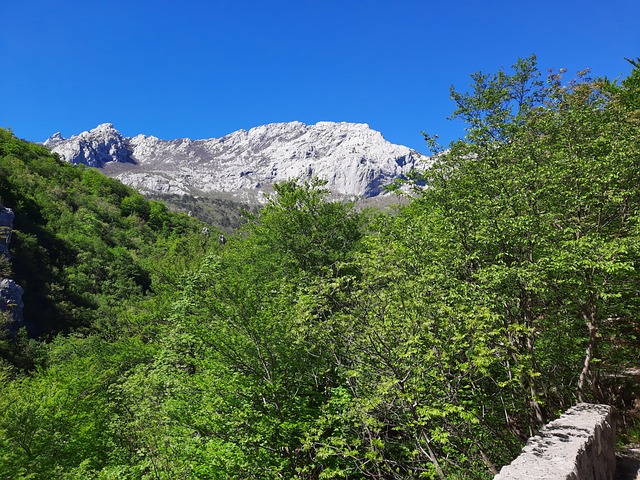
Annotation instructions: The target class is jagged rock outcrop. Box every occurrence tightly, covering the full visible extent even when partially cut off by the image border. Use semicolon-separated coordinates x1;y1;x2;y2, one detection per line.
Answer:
0;205;14;259
0;279;24;326
45;122;429;201
0;204;23;327
44;123;132;168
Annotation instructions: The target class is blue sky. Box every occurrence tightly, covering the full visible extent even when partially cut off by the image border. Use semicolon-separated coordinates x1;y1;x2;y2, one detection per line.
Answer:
1;0;638;153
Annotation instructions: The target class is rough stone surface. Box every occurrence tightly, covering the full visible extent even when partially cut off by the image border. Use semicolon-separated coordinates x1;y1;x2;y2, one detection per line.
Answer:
0;203;14;258
0;203;23;326
0;203;15;259
44;122;429;201
616;444;640;479
44;123;132;168
0;204;14;258
0;279;24;325
495;403;616;480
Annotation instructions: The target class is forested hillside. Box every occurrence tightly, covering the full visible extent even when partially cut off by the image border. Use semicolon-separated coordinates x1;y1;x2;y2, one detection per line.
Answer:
0;56;638;479
0;133;214;366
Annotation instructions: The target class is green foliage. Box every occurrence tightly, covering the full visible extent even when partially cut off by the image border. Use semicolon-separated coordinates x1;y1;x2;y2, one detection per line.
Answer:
149;192;257;233
162;181;366;477
0;255;11;277
439;56;639;406
248;178;363;273
0;334;157;479
120;193;151;219
0;130;212;337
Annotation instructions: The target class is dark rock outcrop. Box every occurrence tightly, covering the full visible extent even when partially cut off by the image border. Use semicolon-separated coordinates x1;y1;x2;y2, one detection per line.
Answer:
0;203;23;327
0;204;14;259
0;279;24;325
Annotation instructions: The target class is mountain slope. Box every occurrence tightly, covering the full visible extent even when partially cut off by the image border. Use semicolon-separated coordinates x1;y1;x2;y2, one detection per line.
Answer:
0;128;212;337
44;121;429;201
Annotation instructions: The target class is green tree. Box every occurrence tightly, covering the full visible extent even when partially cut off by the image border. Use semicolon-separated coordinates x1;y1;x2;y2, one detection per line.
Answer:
249;178;363;274
416;56;640;422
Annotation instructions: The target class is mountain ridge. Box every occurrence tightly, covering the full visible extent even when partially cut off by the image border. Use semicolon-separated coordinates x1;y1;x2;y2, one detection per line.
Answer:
44;121;429;201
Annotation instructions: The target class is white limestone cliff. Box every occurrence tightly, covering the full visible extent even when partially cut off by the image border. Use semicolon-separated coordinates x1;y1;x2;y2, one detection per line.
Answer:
44;123;132;168
45;122;429;200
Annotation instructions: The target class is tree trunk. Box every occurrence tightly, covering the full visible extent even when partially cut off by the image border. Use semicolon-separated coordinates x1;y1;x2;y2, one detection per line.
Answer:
577;304;598;402
524;295;545;425
421;431;446;480
527;353;545;424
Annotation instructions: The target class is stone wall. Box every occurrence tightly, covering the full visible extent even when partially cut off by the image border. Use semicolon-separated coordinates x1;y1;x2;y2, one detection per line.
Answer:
495;403;616;480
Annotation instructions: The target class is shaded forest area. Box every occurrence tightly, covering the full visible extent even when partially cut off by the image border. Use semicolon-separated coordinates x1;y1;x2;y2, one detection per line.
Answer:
0;56;639;479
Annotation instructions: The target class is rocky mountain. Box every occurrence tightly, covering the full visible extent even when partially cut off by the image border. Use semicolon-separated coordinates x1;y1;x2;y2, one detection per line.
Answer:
44;124;131;168
44;122;429;202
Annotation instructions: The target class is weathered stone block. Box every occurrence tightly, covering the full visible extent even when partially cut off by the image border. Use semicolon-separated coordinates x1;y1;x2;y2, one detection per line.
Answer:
495;403;616;480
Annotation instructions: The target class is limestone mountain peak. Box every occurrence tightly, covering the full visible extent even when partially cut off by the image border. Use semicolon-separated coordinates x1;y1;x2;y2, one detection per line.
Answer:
45;121;429;200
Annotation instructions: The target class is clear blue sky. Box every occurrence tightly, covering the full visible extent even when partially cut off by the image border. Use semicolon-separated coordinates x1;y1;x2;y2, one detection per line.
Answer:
1;0;638;153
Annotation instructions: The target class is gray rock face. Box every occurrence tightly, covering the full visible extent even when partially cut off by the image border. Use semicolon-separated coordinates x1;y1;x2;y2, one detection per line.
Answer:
0;279;24;325
0;204;23;326
0;205;14;258
45;122;429;200
495;403;616;480
44;123;132;168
